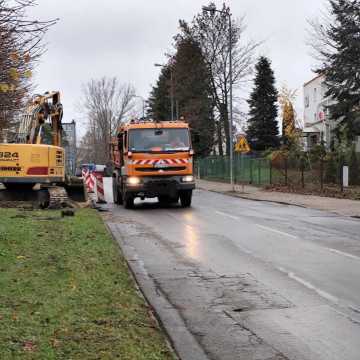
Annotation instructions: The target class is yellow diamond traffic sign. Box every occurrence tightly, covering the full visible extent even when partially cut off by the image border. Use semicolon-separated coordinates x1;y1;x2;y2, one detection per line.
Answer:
235;135;251;153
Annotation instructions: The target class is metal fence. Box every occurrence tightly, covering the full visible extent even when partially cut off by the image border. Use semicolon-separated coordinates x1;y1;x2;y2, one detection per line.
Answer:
270;153;360;193
196;155;271;186
197;153;360;197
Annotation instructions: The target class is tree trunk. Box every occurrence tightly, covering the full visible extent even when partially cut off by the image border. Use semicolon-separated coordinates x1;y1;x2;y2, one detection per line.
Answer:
220;103;230;156
217;121;224;156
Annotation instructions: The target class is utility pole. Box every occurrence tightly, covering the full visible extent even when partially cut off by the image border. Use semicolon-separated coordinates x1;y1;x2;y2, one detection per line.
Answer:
176;100;179;120
170;69;175;120
135;95;146;119
229;13;234;190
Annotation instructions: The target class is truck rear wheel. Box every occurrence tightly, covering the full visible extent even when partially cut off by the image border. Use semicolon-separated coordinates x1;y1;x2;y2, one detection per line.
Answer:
113;178;123;205
180;190;192;208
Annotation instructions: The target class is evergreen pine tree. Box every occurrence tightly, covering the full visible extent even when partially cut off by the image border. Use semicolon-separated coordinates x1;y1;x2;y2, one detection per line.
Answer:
320;0;360;139
148;37;214;156
246;56;279;151
173;37;214;156
147;67;172;121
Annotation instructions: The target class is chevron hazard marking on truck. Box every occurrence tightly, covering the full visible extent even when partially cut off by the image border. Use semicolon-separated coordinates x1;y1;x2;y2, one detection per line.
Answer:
130;159;189;165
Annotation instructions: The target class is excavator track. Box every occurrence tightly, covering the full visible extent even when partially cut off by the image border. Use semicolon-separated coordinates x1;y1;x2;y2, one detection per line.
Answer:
47;186;70;209
0;185;74;209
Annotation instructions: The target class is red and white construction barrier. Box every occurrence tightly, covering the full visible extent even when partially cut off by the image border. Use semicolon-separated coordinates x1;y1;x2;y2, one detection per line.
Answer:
94;174;106;204
82;169;107;204
82;169;95;193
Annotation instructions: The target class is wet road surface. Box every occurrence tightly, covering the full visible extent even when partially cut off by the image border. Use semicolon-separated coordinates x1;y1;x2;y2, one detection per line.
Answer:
106;189;360;360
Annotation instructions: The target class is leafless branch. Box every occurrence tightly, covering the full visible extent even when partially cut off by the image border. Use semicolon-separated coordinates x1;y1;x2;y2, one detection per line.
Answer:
0;0;58;136
79;77;136;164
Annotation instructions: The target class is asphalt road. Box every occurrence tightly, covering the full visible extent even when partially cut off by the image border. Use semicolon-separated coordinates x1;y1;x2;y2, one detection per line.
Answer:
106;189;360;360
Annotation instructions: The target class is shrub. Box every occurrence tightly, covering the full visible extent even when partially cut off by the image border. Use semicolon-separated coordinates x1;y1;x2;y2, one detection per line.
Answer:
309;143;326;163
349;147;360;186
324;152;338;184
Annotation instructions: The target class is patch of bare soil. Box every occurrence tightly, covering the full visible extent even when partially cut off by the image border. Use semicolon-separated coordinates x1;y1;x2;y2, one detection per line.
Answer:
265;184;360;200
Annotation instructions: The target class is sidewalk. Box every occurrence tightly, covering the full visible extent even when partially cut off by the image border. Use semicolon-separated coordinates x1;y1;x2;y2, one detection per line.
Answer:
197;179;360;218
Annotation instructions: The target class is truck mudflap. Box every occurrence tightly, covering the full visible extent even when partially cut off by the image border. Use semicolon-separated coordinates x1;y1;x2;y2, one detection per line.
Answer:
125;176;195;198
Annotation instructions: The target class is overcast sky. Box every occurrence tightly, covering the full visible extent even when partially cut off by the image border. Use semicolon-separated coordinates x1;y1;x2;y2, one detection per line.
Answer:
29;0;325;137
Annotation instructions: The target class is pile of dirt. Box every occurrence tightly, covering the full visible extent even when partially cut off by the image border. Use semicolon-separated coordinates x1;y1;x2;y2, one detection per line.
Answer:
0;201;34;209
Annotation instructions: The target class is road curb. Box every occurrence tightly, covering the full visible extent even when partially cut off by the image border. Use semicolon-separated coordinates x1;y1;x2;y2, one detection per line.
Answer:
197;186;307;208
196;186;360;218
104;221;210;360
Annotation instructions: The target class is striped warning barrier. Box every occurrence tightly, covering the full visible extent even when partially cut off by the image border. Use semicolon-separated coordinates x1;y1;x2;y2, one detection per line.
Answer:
95;174;106;204
82;169;95;193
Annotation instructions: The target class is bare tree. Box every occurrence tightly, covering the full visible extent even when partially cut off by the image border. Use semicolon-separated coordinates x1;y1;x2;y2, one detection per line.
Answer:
80;77;136;164
179;2;259;155
306;4;336;65
0;0;58;137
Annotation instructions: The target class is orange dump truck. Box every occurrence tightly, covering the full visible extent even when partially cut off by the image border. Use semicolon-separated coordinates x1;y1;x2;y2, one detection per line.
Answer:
111;120;195;208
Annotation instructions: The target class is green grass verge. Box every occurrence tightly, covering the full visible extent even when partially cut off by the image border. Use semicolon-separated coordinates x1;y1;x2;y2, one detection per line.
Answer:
0;209;174;360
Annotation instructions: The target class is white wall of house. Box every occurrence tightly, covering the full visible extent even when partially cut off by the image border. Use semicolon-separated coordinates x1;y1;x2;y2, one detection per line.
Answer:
303;74;335;150
303;75;360;152
304;74;326;127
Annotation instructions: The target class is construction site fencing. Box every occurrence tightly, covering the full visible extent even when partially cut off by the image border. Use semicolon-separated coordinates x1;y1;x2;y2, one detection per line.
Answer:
196;155;272;186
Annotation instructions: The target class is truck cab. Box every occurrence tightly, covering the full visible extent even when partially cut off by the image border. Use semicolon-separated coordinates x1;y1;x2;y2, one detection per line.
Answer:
111;120;195;208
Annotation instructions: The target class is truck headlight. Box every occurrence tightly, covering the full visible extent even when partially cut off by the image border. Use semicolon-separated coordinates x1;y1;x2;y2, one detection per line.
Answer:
182;175;194;183
127;176;141;185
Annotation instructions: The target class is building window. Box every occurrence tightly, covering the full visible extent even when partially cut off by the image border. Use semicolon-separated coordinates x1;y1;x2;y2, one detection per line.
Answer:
313;88;317;102
305;96;309;108
309;134;319;149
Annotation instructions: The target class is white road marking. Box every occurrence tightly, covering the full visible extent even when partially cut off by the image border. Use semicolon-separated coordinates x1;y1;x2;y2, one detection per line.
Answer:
215;211;298;240
256;224;298;239
215;211;240;221
277;267;340;304
328;248;360;261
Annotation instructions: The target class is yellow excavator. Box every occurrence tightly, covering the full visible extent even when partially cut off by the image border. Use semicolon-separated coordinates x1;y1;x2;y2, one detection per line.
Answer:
0;91;80;208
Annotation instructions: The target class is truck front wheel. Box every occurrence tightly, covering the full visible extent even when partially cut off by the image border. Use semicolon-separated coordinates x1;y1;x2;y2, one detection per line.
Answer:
115;188;123;205
124;193;134;209
179;190;192;208
158;195;178;205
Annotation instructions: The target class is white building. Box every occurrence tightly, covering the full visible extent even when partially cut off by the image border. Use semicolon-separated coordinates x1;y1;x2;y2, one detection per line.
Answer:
303;74;360;152
303;74;335;150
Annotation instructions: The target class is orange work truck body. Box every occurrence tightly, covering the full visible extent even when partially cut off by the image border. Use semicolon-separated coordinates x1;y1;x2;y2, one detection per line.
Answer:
111;120;195;208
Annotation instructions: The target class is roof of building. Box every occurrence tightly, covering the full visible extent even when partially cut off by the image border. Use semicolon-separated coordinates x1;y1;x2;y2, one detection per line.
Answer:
303;73;325;88
303;124;322;133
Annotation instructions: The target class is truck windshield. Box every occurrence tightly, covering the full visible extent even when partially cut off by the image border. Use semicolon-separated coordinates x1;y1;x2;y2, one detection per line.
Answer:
128;128;190;152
